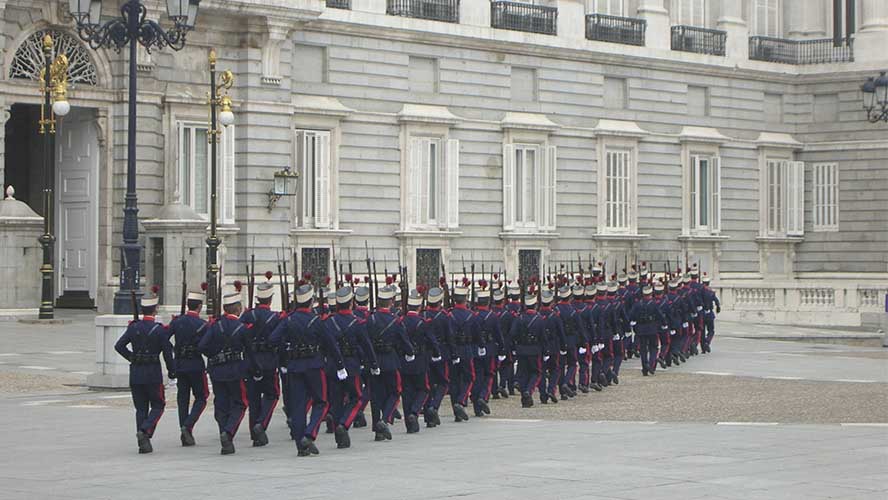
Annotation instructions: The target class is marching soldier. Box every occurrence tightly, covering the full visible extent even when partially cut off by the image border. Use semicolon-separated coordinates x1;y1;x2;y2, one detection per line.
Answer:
269;284;347;456
240;282;282;447
401;290;440;432
350;285;373;428
666;278;686;366
449;282;480;422
115;289;174;454
654;281;672;369
582;281;608;391
423;287;452;428
498;284;522;397
325;286;378;448
198;286;256;455
539;289;566;404
628;284;667;376
169;287;208;447
491;285;512;399
510;291;548;408
555;284;584;399
574;283;593;393
367;285;414;440
701;274;721;353
471;282;502;417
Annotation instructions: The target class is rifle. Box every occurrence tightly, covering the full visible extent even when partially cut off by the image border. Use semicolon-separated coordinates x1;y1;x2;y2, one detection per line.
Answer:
216;263;223;318
180;242;187;316
401;263;409;313
347;247;354;287
371;248;379;309
332;241;339;289
519;277;527;312
281;247;290;310
364;241;375;310
121;248;138;321
441;263;452;308
277;249;288;311
247;243;255;307
470;260;476;305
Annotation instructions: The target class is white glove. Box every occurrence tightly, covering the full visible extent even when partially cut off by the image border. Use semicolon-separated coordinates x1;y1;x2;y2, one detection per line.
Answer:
452;357;461;365
336;368;348;381
478;347;487;357
682;322;689;328
696;306;703;311
497;355;506;362
670;330;676;336
629;321;637;327
253;375;264;381
280;367;288;374
405;354;416;363
598;343;604;350
431;356;442;363
578;347;587;355
560;350;567;356
371;367;381;376
612;334;621;341
543;355;550;362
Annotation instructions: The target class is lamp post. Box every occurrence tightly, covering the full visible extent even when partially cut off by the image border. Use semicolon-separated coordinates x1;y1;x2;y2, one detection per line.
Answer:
37;34;72;320
67;0;200;314
206;48;234;317
861;71;888;123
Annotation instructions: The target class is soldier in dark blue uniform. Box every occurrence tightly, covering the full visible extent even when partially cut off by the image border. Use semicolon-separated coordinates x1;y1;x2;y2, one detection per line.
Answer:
198;287;256;455
471;284;502;417
582;282;608;391
325;286;378;448
556;284;584;399
115;291;174;454
510;292;548;408
269;284;346;456
701;274;720;353
574;283;592;393
401;289;440;433
423;287;452;428
449;284;480;422
665;278;686;366
240;282;282;447
490;286;511;399
539;290;567;404
169;288;208;447
653;281;671;369
629;285;667;376
350;285;372;429
499;284;522;396
367;285;414;440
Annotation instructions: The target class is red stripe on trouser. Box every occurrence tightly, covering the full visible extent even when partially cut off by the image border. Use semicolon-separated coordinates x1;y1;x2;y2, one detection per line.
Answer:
145;383;166;438
230;380;248;437
261;372;280;429
188;373;210;432
343;375;363;428
420;373;430;410
484;357;495;400
462;359;475;406
309;370;329;439
385;371;402;424
443;363;450;396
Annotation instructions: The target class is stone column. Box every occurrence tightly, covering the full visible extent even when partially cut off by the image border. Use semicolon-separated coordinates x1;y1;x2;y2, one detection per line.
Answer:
0;101;8;187
717;0;748;60
559;0;587;40
855;0;888;63
0;186;43;316
637;0;671;49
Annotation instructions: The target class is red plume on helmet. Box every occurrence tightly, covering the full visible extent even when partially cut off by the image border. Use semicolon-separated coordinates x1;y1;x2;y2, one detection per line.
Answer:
597;261;603;266
364;276;370;283
575;274;581;282
151;285;160;294
417;284;427;294
507;279;512;285
631;264;637;271
324;276;331;285
265;271;273;280
200;282;208;291
528;285;536;294
345;273;353;282
303;272;312;281
439;277;446;286
353;278;360;286
233;280;243;292
462;277;469;287
641;261;647;267
297;279;306;287
493;273;499;280
531;275;539;284
385;276;394;286
479;279;488;289
547;282;554;290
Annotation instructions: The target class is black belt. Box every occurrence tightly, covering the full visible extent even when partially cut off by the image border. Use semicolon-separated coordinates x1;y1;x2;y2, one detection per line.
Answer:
251;342;273;353
131;353;159;365
176;346;199;359
208;351;243;366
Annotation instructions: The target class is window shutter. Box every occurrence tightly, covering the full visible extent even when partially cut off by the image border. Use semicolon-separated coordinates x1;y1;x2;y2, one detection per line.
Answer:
296;130;306;227
407;137;423;229
177;122;186;205
221;124;236;225
711;156;721;233
542;145;557;231
502;144;515;231
690;155;699;229
787;160;804;236
446;139;460;229
315;132;331;228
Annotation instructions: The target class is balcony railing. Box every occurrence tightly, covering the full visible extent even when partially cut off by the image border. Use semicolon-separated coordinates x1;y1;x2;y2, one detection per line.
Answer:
585;13;646;46
326;0;351;8
749;36;854;64
491;1;558;36
671;25;726;56
387;0;459;23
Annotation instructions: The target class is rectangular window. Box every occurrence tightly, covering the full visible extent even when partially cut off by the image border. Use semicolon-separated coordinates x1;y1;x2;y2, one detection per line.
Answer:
764;93;783;124
813;162;838;231
178;121;235;224
407;137;459;230
593;0;625;15
301;247;330;283
511;67;537;102
294;45;326;83
296;129;331;229
604;77;627;110
753;0;780;36
415;248;442;289
503;143;557;232
688;85;709;117
813;93;839;123
689;155;721;232
766;159;804;236
408;56;437;94
605;148;631;232
518;249;542;283
671;0;705;26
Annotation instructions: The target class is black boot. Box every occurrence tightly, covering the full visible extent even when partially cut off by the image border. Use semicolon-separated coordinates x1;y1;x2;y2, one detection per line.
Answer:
393;409;403;420
478;399;491;415
296;438;311;456
220;432;235;455
431;408;441;426
299;436;319;455
335;424;351;448
521;392;533;408
423;409;437;428
374;421;392;441
406;414;419;433
453;404;469;422
137;431;153;454
591;383;603;392
547;392;558;403
325;414;335;434
500;387;510;398
611;372;619;385
353;412;367;428
658;358;667;369
180;426;195;447
252;423;268;447
578;384;589;394
598;373;609;387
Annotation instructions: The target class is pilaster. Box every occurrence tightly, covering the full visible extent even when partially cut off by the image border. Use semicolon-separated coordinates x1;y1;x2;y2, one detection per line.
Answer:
717;0;748;61
636;0;671;50
855;0;888;64
261;18;293;86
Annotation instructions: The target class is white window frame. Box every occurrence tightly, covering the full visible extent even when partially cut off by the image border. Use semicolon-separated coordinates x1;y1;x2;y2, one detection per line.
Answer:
671;0;705;26
502;142;557;233
295;129;332;229
689;154;721;234
596;138;637;235
176;120;236;225
404;135;459;231
752;0;781;37
592;0;625;16
763;157;804;237
812;162;839;232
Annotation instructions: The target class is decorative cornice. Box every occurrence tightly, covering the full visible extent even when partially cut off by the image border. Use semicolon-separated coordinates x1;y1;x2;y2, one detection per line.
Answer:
592;233;651;241
397;104;461;125
755;236;804;244
594;119;647;138
501;112;559;132
499;231;561;241
290;228;353;237
291;95;354;118
756;132;803;150
395;229;463;240
678;234;731;242
679;126;730;144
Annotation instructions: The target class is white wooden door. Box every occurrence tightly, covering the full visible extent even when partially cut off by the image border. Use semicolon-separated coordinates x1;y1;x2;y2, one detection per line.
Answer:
56;109;98;298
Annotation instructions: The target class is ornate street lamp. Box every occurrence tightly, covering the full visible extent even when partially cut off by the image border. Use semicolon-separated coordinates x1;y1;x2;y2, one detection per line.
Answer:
67;0;200;314
37;34;72;320
206;48;234;318
862;71;888;123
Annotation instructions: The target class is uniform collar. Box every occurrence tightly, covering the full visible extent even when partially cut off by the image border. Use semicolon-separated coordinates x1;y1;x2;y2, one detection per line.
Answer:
426;306;440;311
142;316;156;322
540;306;553;312
475;305;489;311
453;303;468;310
377;308;391;314
185;311;200;318
257;304;271;310
406;311;421;317
337;310;354;316
294;307;313;314
224;314;239;320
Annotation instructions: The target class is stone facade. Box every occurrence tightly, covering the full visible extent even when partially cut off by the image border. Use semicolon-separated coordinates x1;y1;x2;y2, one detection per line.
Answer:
0;0;885;326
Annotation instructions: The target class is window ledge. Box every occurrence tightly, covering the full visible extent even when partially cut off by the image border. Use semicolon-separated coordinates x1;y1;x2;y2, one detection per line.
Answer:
592;233;650;241
395;229;462;239
499;231;561;241
677;233;731;241
290;228;353;237
398;104;461;125
679;126;730;144
500;112;559;132
755;236;804;244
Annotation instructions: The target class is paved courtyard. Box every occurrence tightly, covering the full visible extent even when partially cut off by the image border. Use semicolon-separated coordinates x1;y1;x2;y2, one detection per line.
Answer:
0;311;886;499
